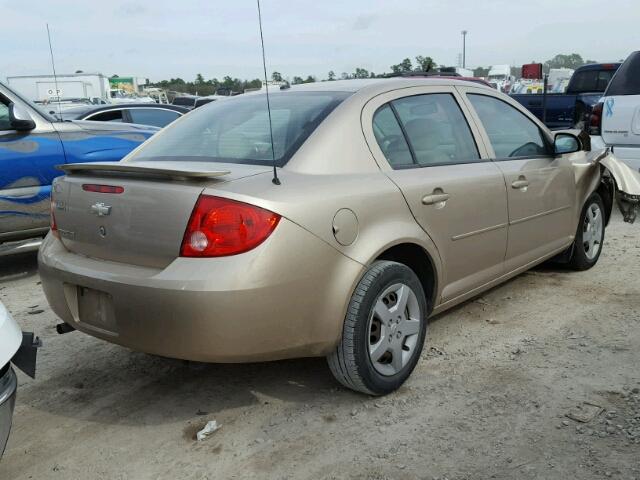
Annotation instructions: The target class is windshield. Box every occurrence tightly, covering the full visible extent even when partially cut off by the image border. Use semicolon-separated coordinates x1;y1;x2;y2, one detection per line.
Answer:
605;53;640;96
133;91;350;166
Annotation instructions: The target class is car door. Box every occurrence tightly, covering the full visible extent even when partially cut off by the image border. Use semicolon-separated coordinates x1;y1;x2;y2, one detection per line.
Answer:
362;86;509;302
460;87;576;271
0;91;65;238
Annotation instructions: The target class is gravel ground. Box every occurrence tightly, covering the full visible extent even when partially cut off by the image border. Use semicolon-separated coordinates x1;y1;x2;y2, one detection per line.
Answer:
0;212;639;480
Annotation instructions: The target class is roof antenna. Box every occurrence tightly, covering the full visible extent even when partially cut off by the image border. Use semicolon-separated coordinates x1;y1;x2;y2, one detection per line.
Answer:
46;23;63;121
256;0;281;185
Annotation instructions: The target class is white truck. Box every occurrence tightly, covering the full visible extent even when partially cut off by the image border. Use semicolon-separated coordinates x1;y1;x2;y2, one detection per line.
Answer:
487;64;515;93
6;73;111;103
591;51;640;172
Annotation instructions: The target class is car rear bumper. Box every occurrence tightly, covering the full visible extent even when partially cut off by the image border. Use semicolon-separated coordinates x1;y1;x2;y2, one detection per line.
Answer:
38;219;364;363
0;366;17;458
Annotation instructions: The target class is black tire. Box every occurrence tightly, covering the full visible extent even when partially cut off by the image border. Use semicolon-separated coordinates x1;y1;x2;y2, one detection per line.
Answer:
569;192;605;271
327;261;428;395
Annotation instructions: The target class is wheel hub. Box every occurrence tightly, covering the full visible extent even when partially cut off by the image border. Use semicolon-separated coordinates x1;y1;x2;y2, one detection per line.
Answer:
367;283;422;376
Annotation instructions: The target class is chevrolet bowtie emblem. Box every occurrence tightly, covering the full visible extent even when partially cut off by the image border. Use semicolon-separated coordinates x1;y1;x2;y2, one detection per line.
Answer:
90;202;112;217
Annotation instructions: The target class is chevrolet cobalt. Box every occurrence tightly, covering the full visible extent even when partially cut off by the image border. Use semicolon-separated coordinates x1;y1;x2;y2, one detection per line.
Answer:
39;79;640;395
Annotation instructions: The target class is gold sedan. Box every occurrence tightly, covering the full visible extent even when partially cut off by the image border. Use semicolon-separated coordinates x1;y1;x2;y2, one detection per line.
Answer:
39;78;639;395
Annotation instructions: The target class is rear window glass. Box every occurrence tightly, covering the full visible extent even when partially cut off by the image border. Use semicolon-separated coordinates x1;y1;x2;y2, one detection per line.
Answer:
569;69;616;93
134;91;350;166
172;97;196;106
606;52;640;96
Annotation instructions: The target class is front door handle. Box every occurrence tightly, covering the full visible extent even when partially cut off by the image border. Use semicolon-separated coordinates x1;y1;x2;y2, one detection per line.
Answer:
511;179;530;190
422;192;450;205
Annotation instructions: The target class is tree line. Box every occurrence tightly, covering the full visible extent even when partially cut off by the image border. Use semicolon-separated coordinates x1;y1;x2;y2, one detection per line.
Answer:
147;53;603;95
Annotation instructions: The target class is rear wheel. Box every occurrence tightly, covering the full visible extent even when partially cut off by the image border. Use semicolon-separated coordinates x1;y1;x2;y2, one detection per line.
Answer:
327;261;428;395
569;193;605;270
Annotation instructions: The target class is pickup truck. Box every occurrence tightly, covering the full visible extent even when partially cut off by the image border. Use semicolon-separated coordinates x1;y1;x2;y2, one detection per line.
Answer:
0;81;157;245
511;63;620;130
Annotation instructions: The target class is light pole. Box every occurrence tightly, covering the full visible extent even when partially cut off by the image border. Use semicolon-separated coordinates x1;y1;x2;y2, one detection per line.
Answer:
461;30;468;69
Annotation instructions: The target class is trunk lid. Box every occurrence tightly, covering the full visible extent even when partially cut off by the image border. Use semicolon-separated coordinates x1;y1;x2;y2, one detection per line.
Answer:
52;161;270;268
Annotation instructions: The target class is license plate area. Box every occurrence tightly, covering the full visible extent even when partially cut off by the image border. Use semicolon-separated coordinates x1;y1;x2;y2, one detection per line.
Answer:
77;287;117;334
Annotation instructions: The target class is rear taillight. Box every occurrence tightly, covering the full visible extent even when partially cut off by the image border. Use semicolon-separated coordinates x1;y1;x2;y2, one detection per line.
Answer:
180;195;281;257
50;198;59;238
589;102;603;135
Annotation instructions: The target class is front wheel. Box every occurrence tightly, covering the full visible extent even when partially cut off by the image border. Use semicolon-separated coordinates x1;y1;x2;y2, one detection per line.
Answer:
327;261;428;395
569;193;605;270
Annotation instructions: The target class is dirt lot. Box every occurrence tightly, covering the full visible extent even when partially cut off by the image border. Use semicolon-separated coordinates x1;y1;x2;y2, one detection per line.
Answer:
0;213;639;480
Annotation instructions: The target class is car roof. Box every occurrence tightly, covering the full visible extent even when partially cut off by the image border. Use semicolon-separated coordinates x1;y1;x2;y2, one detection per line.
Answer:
574;62;622;72
76;103;190;116
281;77;492;95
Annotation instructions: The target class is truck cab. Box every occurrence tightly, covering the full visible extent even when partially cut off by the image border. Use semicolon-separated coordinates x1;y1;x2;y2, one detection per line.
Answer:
511;63;620;129
0;81;157;245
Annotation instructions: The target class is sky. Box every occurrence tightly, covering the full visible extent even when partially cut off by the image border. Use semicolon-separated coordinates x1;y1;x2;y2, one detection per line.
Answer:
1;0;639;83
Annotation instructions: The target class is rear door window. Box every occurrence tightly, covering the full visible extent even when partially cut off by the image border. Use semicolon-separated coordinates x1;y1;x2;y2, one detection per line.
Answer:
128;108;181;127
605;53;640;96
467;94;550;159
86;110;124;122
391;94;480;167
372;105;413;167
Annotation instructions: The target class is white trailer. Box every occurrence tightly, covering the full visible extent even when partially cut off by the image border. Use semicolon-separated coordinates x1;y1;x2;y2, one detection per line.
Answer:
6;73;111;102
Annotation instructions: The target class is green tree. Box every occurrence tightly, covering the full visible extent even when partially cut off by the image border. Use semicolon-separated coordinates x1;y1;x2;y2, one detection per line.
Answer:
353;67;370;79
271;71;283;82
473;66;490;77
327;70;336;81
415;56;437;72
390;58;413;74
303;75;316;83
195;73;205;84
544;54;587;70
292;76;304;85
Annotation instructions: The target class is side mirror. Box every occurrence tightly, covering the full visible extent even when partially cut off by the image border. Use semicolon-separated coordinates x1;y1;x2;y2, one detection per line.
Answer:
9;103;36;131
554;133;581;155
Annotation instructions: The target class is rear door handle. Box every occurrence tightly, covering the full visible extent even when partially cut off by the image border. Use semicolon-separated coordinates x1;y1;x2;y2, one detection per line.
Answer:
422;193;450;205
511;179;529;190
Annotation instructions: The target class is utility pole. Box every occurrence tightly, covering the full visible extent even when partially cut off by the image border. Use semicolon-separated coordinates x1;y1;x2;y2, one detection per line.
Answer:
461;30;468;69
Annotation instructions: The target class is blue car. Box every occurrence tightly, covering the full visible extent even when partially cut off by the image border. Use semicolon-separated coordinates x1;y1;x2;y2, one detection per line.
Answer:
0;82;158;244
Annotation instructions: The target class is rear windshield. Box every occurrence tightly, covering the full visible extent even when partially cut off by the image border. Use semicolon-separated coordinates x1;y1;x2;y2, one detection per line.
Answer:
606;52;640;96
134;91;350;166
172;97;196;106
568;68;617;93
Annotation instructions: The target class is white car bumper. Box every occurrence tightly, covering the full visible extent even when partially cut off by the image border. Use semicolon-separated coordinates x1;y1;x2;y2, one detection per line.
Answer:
591;136;640;172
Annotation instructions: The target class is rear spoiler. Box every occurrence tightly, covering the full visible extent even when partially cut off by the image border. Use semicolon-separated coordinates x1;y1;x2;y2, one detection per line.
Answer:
57;162;231;180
